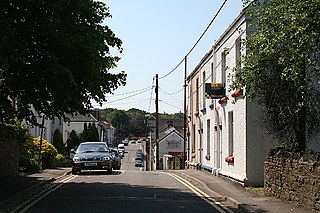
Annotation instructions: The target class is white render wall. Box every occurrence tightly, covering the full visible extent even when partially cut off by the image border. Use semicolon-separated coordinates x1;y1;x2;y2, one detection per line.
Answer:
159;132;184;159
187;11;275;185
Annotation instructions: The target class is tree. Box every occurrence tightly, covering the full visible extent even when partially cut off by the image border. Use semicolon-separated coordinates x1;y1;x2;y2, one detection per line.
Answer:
232;0;320;151
0;0;126;125
52;129;65;154
66;130;80;152
110;110;131;138
80;122;99;142
87;123;100;141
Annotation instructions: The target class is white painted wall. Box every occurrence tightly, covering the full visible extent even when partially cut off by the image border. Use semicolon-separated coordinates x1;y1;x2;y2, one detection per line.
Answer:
188;10;277;185
159;132;184;158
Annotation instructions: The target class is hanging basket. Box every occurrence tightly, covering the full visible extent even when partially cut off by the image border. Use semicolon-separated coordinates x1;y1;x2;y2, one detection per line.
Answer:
218;96;228;104
231;89;242;98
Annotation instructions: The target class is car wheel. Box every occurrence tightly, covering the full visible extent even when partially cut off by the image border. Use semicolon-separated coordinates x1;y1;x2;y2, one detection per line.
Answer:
72;170;79;175
106;168;112;174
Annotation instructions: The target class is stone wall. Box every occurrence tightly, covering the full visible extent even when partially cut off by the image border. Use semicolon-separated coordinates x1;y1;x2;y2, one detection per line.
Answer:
0;127;20;178
264;148;320;211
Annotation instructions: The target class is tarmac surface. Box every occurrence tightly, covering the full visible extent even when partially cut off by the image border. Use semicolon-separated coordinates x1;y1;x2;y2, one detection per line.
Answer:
0;167;315;213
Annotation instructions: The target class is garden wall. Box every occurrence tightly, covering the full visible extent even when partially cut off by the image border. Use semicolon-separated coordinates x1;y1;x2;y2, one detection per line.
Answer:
264;148;320;211
0;127;20;178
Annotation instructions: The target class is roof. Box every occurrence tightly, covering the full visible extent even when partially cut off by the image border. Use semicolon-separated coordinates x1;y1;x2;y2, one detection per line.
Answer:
66;114;98;122
160;129;183;142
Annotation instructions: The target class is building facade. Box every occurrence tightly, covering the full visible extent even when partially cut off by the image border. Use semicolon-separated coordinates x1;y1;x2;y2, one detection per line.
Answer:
187;10;274;186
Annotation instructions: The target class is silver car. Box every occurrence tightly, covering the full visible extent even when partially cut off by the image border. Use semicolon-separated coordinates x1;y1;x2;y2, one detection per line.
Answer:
72;142;113;174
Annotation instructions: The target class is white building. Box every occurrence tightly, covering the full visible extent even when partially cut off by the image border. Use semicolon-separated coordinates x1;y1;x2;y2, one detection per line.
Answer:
187;9;275;186
61;114;99;143
27;113;100;144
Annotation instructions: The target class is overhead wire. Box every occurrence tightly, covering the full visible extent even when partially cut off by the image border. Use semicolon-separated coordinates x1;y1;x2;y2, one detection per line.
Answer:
159;87;184;96
159;100;183;111
158;0;229;80
106;86;152;97
104;87;152;104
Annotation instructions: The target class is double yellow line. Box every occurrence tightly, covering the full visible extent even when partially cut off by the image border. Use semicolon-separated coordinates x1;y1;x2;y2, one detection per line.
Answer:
165;172;234;213
13;175;77;213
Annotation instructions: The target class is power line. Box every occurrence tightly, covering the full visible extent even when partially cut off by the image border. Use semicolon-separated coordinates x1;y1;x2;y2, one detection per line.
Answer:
186;0;228;57
159;99;183;111
159;58;184;80
104;87;152;104
106;86;152;97
159;87;183;104
159;0;229;80
159;87;183;95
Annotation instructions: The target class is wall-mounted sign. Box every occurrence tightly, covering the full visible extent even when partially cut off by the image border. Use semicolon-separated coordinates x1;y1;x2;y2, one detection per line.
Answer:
205;83;225;99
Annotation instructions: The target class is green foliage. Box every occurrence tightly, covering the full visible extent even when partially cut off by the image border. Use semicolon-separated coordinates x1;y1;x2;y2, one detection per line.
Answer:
52;129;65;154
110;110;131;137
99;108;184;138
66;130;80;152
0;0;126;125
159;112;184;120
80;122;100;142
34;137;58;169
87;123;100;141
19;135;42;173
0;121;27;143
231;0;320;151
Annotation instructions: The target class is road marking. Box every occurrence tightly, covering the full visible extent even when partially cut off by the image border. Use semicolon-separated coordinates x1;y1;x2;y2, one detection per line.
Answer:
12;175;77;213
165;172;234;213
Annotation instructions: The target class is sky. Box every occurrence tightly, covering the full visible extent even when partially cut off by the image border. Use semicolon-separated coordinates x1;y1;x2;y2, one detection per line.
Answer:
94;0;244;114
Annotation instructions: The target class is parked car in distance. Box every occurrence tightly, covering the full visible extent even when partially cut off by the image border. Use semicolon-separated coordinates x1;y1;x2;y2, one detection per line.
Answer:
71;142;113;175
130;140;136;144
110;149;122;170
135;159;143;167
122;139;129;146
118;143;125;152
118;150;124;158
136;149;143;154
135;153;143;160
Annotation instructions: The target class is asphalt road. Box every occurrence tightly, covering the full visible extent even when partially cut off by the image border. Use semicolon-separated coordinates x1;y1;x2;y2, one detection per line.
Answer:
22;142;232;213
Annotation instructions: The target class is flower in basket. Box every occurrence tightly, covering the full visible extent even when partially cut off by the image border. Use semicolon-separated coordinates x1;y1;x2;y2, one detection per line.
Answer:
231;89;242;98
218;96;228;104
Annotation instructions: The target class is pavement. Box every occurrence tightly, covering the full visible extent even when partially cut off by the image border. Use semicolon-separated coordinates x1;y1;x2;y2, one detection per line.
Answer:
169;169;314;213
0;167;315;213
0;167;71;210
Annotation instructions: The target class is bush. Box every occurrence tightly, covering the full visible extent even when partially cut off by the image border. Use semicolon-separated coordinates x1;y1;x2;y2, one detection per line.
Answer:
19;135;42;173
52;154;65;167
33;137;58;169
53;129;65;154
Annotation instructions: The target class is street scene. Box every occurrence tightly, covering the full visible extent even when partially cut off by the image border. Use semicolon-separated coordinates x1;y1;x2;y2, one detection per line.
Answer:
1;0;320;213
1;142;236;213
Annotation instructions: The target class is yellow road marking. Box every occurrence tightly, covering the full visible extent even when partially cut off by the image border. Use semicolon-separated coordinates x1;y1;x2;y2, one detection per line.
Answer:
14;175;77;213
165;172;234;213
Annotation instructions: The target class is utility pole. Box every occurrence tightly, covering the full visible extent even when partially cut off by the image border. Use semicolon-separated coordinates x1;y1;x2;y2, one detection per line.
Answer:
155;74;159;170
38;115;45;165
183;56;187;169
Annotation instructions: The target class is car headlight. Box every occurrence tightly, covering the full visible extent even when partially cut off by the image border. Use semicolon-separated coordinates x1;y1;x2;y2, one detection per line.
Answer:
73;156;80;162
103;156;111;161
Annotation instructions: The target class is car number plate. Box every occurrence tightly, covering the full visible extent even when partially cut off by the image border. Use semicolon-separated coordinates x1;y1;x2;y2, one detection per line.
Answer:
84;163;97;166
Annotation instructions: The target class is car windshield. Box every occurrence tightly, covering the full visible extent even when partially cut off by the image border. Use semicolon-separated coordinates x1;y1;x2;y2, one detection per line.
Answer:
77;143;108;153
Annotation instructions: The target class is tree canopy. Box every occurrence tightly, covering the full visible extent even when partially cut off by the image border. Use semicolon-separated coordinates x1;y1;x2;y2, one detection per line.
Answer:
0;0;126;125
233;0;320;151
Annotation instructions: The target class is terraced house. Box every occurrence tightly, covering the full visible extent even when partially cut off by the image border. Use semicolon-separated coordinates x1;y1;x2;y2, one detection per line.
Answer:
187;9;274;186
